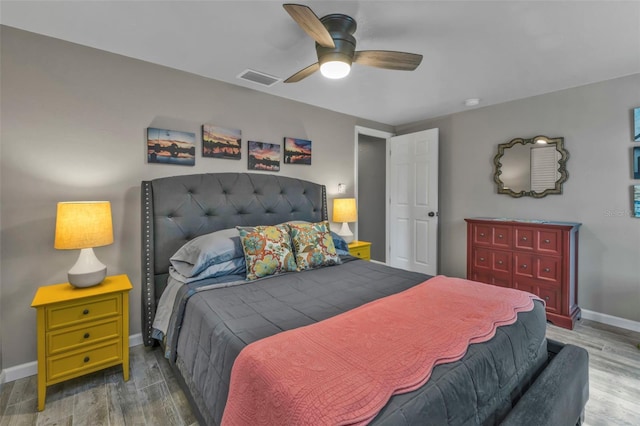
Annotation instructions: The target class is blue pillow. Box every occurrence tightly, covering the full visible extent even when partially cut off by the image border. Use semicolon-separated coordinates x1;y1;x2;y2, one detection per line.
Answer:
169;258;246;284
170;228;244;277
331;231;350;256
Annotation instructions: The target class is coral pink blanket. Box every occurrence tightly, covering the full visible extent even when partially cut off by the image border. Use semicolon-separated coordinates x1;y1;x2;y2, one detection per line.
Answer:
222;275;540;426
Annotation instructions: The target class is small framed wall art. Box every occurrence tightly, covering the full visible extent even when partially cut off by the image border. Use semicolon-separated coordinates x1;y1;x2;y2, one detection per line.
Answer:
147;127;196;166
634;185;640;218
634;107;640;141
202;124;241;160
634;146;640;179
248;141;280;171
284;137;312;165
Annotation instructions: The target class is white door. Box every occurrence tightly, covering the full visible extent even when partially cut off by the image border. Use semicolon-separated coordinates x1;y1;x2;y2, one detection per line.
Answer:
387;129;439;275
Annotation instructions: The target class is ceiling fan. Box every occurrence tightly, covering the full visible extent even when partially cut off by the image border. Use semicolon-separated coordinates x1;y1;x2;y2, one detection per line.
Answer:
282;3;423;83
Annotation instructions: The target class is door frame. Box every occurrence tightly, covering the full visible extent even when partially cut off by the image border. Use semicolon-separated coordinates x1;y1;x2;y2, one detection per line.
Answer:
354;126;394;260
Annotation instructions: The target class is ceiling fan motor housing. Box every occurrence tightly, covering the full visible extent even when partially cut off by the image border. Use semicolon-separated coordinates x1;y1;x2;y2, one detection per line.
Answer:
316;14;357;67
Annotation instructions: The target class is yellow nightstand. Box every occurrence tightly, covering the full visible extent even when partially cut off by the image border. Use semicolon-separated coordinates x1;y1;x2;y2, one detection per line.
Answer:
31;274;132;411
348;240;372;261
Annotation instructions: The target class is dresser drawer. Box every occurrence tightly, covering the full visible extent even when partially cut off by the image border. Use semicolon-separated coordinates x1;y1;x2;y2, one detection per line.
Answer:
472;247;491;270
473;248;511;273
472;224;512;249
514;228;535;250
514;227;562;255
47;340;122;382
536;229;562;256
47;294;121;330
538;286;561;313
513;279;561;313
47;318;121;356
471;270;511;288
535;256;562;286
514;253;535;278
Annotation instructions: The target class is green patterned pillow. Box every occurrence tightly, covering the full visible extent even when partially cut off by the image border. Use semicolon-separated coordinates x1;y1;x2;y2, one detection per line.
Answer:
288;221;341;271
237;224;298;280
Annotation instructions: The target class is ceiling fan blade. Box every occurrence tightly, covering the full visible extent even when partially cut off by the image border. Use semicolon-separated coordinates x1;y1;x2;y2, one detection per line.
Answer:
284;62;320;83
283;4;335;48
354;50;423;71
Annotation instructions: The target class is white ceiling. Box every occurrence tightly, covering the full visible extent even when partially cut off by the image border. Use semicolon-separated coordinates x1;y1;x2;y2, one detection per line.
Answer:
2;1;639;126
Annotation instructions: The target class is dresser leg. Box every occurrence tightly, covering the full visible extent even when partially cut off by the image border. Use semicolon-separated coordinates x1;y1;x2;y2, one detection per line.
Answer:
37;379;46;411
122;358;130;381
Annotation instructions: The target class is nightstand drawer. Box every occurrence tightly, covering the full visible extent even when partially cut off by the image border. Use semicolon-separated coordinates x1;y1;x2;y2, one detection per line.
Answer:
48;340;122;382
47;294;121;330
48;318;121;355
348;241;371;260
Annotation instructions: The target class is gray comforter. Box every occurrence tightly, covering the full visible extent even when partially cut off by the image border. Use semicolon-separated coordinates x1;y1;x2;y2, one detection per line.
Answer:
166;259;548;425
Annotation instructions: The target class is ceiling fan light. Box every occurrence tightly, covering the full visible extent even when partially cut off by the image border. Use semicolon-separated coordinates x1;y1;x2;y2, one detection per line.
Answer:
320;60;351;79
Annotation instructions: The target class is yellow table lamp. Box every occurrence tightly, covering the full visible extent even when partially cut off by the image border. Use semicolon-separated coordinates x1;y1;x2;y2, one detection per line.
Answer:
54;201;113;287
332;198;357;243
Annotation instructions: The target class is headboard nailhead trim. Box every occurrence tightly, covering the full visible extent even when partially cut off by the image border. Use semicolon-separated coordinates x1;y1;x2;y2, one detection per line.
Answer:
141;182;155;347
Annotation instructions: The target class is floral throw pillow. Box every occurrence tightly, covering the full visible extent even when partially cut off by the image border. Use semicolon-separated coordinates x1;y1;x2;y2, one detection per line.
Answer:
288;221;341;271
237;224;298;280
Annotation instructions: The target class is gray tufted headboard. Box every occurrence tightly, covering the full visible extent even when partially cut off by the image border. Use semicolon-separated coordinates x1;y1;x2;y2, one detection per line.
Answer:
141;172;327;346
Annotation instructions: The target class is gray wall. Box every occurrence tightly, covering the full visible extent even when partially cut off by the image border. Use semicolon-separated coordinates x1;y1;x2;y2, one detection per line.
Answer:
0;26;392;369
357;134;386;261
397;73;640;324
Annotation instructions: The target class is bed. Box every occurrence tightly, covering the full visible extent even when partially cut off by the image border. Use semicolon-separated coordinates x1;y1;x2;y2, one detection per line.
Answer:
141;172;589;426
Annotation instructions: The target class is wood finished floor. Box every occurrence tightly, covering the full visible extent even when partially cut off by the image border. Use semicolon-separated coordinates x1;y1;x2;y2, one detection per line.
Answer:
1;318;639;425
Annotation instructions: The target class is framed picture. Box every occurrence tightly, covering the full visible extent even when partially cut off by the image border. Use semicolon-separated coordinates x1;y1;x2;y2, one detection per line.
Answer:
248;141;280;171
635;107;640;141
147;127;195;166
202;124;241;159
634;146;640;179
635;185;640;218
284;137;312;165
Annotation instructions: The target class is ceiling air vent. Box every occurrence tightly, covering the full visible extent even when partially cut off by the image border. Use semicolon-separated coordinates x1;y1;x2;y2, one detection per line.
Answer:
237;69;281;87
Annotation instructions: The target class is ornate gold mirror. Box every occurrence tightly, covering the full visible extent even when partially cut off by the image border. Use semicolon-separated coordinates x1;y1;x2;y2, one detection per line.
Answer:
493;136;568;198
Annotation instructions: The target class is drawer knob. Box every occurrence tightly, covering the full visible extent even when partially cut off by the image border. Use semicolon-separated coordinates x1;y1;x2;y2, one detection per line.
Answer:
498;234;503;238
356;252;361;256
521;264;528;269
545;296;550;301
83;356;90;363
83;333;90;339
479;257;485;261
82;309;89;315
521;236;528;241
479;233;485;237
497;260;503;265
544;268;551;272
544;239;550;244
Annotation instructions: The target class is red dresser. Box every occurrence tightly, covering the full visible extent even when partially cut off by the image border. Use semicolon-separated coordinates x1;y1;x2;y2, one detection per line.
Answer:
465;218;581;329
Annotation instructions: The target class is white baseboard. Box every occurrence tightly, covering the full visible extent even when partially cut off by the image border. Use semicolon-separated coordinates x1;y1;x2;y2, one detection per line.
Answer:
581;309;640;333
129;332;143;347
1;333;143;384
4;361;37;383
0;369;5;392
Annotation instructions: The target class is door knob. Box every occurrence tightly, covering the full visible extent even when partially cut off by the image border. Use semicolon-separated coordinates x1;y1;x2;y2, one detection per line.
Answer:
428;211;436;217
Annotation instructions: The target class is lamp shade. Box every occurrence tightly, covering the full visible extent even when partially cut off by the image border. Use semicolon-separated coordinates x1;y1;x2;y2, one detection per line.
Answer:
332;198;357;223
55;201;114;250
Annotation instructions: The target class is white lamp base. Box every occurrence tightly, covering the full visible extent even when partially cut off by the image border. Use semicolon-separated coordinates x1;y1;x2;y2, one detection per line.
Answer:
67;248;107;288
336;222;354;243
